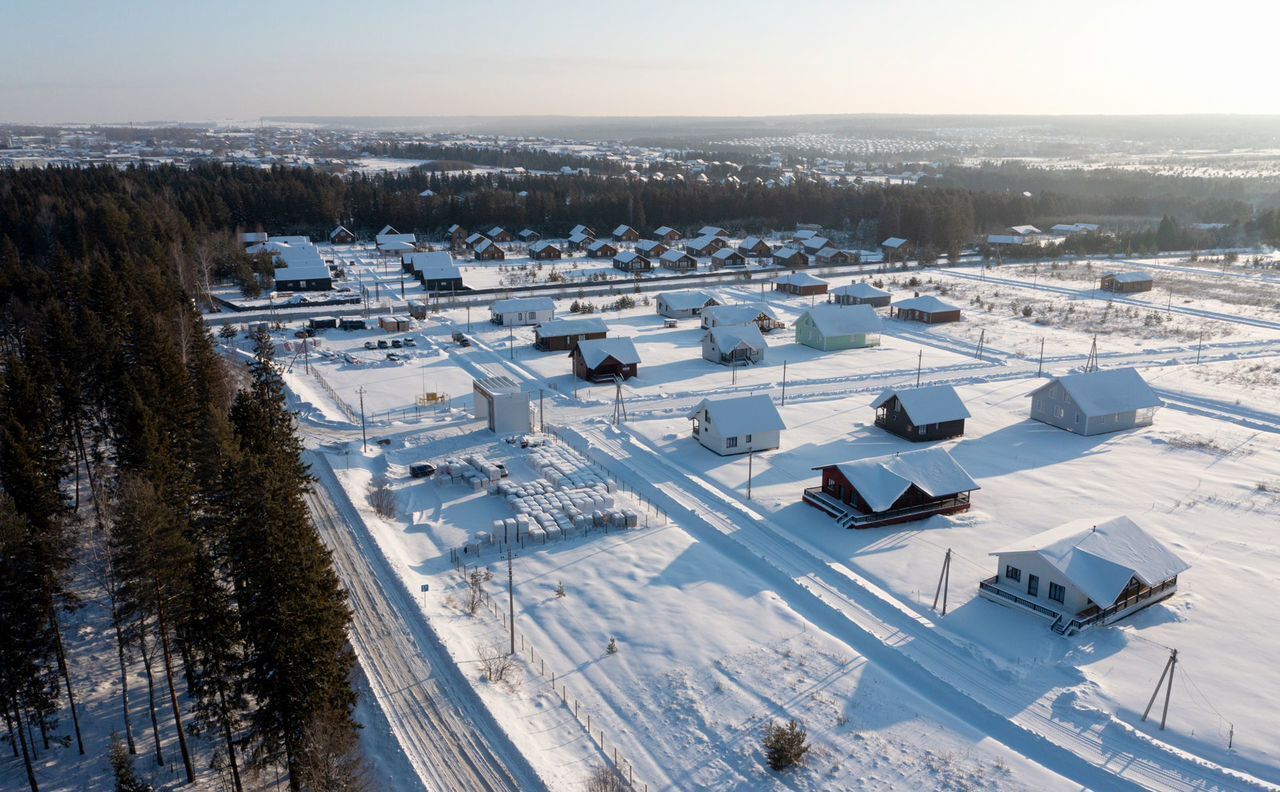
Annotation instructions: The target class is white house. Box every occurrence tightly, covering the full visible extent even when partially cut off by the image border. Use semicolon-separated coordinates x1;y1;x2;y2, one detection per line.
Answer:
656;291;719;319
490;296;555;326
688;394;785;455
702;324;767;365
700;303;783;331
1028;367;1162;436
979;515;1189;635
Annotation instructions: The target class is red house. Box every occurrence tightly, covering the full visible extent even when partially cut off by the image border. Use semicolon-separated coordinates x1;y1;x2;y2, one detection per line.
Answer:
803;447;978;528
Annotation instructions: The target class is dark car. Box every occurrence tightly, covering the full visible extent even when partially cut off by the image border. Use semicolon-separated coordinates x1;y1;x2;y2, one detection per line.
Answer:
377;339;389;349
391;339;403;348
409;462;436;478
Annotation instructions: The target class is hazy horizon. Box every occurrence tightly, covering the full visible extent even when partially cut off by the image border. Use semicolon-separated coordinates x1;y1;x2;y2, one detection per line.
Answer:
5;0;1279;125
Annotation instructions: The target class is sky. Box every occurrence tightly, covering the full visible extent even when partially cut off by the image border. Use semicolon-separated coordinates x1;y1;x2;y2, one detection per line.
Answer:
3;0;1279;123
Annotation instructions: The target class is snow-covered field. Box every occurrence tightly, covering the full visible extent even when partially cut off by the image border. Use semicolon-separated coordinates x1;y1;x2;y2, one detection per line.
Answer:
262;257;1280;790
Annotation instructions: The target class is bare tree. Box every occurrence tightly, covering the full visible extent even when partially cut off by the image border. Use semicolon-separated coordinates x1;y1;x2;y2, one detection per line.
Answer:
367;479;396;519
465;569;486;616
584;763;627;792
477;643;516;684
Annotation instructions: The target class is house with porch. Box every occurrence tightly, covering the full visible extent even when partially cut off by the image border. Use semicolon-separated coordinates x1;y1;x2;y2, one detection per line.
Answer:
804;447;979;529
702;324;767;366
978;516;1189;635
567;230;595;251
570;338;640;381
656;291;718;319
795;304;881;351
570;224;597;238
700;303;783;332
533;317;608;352
687;394;784;456
1028;367;1162;436
871;384;969;441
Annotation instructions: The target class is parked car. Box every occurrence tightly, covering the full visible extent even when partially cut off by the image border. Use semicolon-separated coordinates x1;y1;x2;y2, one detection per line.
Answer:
391;339;403;348
493;462;509;478
409;462;436;478
451;330;471;347
386;352;401;361
364;341;377;350
377;339;389;349
403;337;417;347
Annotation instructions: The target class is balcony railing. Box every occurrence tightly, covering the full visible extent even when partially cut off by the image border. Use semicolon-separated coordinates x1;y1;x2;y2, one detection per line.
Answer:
980;575;1180;635
978;576;1062;620
803;488;971;528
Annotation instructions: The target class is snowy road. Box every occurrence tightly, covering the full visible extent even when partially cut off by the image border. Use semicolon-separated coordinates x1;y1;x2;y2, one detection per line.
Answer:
304;456;547;792
562;424;1276;792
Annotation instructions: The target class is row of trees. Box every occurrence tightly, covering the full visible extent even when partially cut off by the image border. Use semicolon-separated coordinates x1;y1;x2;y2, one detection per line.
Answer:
0;169;362;791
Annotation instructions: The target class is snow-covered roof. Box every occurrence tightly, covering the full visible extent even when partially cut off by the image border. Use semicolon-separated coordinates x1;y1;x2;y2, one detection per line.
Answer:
492;296;555;314
817;447;979;513
614;250;647;264
466;232;487;244
1009;225;1041;235
376;232;416;246
987;234;1025;245
704;323;766;351
568;231;593;244
536;317;608;338
473;239;498;254
881;237;908;248
686;235;720;251
1029;368;1162;416
447;223;464;233
586;240;615;253
1051;223;1100;234
379;239;416;251
893;295;959;314
815;247;848;259
529;240;560;253
658;291;716;310
802;236;830;251
570;224;593;236
239;231;268;243
573;337;640;368
793;229;817;240
486;226;506;237
273;249;330;282
800;304;881;337
269;235;312;246
1103;271;1153;284
688;394;784;436
636;239;665;252
654;226;679;236
697;225;726;237
712;247;742;260
992;516;1189;606
660;248;694;263
871;384;969;424
404;251;459;279
703;303;779;324
612;224;635;236
773;272;827;288
329;225;353;239
378;224;398;236
740;236;768;249
832;283;889;299
774;246;805;259
419;189;436;197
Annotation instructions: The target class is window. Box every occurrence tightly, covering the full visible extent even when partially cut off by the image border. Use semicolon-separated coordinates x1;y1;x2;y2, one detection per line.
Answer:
726;436;738;448
745;434;753;443
1005;565;1021;582
1048;582;1066;604
1027;574;1039;597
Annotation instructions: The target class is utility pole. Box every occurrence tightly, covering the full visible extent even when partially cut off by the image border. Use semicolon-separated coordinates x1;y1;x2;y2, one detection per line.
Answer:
1037;338;1045;377
357;386;368;451
975;329;985;361
302;334;310;374
467;305;472;332
1141;648;1178;730
932;548;952;616
509;327;514;360
916;350;923;387
507;549;515;655
747;448;754;500
1167;287;1173;315
539;388;544;432
1195;331;1203;365
781;360;788;405
1086;334;1099;372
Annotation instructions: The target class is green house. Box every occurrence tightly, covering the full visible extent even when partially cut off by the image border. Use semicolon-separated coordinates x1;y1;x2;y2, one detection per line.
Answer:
795;304;882;351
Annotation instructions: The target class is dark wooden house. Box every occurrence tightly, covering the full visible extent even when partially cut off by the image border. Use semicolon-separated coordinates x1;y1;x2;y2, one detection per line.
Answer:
871;385;970;442
534;317;608;352
654;226;682;242
738;236;773;258
890;296;961;324
473;239;505;261
570;338;640;382
772;246;810;268
329;225;356;244
803;447;979;528
611;224;640;242
518;228;541;243
1100;272;1153;293
529;240;563;260
585;240;618;259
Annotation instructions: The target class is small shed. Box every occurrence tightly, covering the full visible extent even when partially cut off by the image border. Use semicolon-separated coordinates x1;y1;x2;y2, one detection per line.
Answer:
529;240;562;260
773;272;828;296
658;249;698;271
831;283;890;307
308;316;338;330
1100;272;1153;293
533;317;608;352
871;385;969;441
890;296;961;324
795;304;881;351
701;304;783;332
570;338;640;381
688;394;785;456
1027;367;1162;436
339;317;367;331
491;297;555;326
702;324;767;366
772;247;810;268
406;300;428;320
656;291;718;319
473;375;531;435
980;516;1188;634
738;236;773;258
379;315;410;333
804;447;979;528
613;251;651;273
611;224;640;242
585;240;618;259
